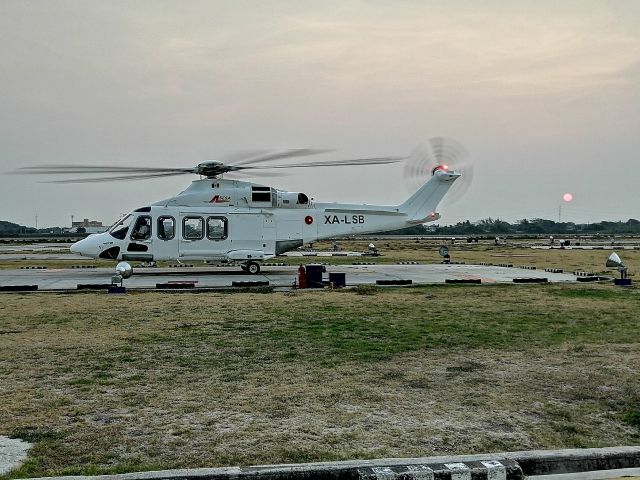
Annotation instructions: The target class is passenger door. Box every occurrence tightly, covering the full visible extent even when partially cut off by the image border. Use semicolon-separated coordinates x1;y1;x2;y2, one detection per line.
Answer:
153;215;178;261
178;215;207;259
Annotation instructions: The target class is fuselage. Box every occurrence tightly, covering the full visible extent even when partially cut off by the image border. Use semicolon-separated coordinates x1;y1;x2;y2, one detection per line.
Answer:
71;172;457;263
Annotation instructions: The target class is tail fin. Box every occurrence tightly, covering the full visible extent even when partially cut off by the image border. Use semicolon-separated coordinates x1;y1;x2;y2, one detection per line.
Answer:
398;169;460;222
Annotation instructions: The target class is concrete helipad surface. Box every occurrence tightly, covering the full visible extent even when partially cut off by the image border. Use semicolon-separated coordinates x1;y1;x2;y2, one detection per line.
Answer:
0;263;576;290
532;469;640;479
0;436;31;475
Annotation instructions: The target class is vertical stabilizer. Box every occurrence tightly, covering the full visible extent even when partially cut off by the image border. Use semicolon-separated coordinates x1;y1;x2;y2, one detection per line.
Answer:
398;169;460;222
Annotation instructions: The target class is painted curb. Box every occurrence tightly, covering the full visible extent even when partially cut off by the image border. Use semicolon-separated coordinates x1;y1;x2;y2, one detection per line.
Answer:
509;446;640;475
22;447;640;480
357;458;522;479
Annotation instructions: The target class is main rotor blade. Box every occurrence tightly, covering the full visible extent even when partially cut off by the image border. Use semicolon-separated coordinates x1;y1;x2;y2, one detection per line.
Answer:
44;171;192;183
238;156;405;170
215;150;271;163
12;150;405;183
226;170;289;179
15;165;194;175
232;149;333;167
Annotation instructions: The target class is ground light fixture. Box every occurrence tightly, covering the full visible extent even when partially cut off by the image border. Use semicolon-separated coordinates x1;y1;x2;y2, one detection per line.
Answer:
110;261;133;293
606;252;632;286
439;245;451;264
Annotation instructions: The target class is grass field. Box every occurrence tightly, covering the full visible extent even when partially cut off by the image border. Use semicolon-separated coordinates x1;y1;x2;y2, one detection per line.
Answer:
1;283;639;478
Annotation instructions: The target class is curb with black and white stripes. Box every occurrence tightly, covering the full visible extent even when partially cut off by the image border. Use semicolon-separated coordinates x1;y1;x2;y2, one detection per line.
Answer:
19;446;640;480
358;459;521;479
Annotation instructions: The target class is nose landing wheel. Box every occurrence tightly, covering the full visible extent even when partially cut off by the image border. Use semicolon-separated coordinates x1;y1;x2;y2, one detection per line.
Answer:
242;261;261;274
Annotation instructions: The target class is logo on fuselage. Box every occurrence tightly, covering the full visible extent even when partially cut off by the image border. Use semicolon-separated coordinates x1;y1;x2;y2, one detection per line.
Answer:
210;194;231;203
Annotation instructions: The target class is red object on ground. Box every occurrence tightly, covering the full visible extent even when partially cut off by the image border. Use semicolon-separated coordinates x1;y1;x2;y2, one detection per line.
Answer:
298;265;307;289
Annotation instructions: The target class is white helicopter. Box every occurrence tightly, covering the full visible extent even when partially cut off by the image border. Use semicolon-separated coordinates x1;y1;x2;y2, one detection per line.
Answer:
18;137;472;274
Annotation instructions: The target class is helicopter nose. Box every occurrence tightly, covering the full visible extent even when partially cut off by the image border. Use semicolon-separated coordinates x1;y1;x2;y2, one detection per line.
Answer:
70;235;99;257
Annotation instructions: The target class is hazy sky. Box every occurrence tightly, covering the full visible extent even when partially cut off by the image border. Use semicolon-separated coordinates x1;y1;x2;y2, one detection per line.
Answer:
1;0;639;227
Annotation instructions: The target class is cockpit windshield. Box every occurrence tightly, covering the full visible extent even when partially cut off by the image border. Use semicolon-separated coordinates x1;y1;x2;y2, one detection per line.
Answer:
108;214;133;240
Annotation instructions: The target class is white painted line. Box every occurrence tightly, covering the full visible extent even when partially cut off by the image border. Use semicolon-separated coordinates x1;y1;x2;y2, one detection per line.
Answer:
445;462;471;480
481;460;507;480
371;466;396;479
405;464;435;480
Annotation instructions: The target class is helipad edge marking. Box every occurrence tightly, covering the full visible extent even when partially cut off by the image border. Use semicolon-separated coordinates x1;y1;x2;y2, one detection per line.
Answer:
405;464;435;479
482;460;507;480
371;466;396;479
445;462;471;480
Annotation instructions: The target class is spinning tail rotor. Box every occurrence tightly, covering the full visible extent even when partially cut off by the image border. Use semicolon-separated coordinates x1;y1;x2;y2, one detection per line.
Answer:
404;137;473;205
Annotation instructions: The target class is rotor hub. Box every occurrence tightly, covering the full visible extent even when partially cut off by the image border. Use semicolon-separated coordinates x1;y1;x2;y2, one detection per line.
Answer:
196;161;228;178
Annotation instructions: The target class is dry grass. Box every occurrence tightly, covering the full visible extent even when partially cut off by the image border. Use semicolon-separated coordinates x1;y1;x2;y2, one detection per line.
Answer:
1;284;639;478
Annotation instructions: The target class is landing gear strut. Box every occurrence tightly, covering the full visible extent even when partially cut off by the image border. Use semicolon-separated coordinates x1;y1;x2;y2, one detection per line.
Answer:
242;261;260;274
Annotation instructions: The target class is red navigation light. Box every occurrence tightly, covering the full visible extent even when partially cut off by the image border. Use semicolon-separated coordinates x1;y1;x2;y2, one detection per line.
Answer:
431;164;449;175
305;216;314;225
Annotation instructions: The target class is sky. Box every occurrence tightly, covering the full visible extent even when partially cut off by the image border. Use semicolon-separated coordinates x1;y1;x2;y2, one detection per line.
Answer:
1;0;639;228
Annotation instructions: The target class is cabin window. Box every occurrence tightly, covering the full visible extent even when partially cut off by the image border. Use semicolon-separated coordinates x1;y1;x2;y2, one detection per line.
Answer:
251;186;271;203
206;216;228;240
131;215;152;241
157;216;175;240
182;216;204;240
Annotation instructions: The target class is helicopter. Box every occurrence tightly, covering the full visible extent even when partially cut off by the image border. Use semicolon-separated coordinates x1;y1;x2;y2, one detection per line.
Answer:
16;137;472;274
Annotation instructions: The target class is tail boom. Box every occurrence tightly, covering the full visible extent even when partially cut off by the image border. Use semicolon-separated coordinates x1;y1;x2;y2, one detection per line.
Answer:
398;169;460;222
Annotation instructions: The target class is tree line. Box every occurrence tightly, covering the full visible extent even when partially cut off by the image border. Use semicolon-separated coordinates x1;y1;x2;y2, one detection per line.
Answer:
387;217;640;236
0;221;73;237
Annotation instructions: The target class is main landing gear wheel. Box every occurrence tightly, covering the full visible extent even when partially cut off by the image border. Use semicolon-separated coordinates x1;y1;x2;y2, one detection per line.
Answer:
244;261;260;274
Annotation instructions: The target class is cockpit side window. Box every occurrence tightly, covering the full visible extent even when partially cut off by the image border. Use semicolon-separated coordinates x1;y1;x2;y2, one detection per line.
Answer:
108;214;132;240
131;215;152;241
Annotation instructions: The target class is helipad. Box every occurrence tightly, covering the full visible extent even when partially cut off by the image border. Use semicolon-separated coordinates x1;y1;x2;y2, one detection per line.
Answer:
0;263;576;291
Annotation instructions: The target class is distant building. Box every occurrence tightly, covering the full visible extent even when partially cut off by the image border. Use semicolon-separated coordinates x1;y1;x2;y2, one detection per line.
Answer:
72;218;102;228
70;219;108;234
